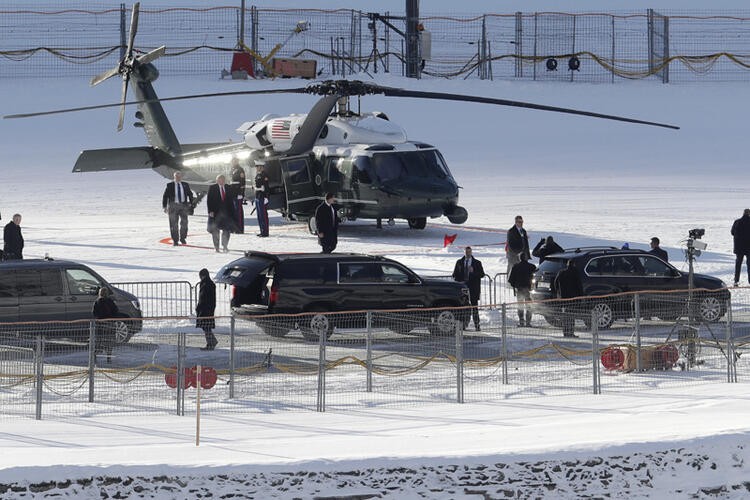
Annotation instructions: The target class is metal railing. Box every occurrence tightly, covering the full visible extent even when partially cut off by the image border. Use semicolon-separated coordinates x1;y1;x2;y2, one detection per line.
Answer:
1;287;748;420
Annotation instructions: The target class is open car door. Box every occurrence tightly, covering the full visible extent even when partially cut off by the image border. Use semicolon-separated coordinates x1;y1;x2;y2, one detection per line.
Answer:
280;154;321;219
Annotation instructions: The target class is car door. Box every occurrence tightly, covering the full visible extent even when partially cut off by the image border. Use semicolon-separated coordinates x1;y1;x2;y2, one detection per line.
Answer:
632;255;685;318
0;269;19;323
17;268;65;323
64;267;104;323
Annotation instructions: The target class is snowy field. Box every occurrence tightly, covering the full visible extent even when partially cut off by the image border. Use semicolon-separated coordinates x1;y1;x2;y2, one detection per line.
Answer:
3;4;750;495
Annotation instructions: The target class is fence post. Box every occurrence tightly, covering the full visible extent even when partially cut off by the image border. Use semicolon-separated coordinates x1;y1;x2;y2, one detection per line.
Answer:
229;315;236;399
176;333;185;416
634;293;642;371
88;319;96;403
456;320;464;403
501;303;508;385
366;311;373;393
514;12;523;78
726;296;736;383
316;326;326;412
35;335;44;421
591;310;601;394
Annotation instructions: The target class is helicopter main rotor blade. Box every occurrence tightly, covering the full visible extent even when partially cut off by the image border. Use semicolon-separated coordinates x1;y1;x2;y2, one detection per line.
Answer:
378;87;679;130
90;65;121;87
286;94;341;156
3;88;308;120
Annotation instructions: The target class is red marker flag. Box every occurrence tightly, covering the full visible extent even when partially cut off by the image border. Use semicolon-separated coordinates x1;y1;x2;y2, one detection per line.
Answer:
443;233;457;248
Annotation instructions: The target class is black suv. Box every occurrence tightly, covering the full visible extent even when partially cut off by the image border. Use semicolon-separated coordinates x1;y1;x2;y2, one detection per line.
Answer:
529;247;729;329
215;252;470;339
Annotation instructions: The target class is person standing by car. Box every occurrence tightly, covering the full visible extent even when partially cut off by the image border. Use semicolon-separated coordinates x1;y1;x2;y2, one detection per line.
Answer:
230;157;246;235
254;161;270;238
732;209;750;286
315;192;339;253
162;171;194;246
506;215;530;274
508;256;537;327
532;235;564;264
553;259;584;338
3;213;23;260
207;174;236;253
452;246;485;331
92;287;119;363
196;268;218;351
648;237;669;262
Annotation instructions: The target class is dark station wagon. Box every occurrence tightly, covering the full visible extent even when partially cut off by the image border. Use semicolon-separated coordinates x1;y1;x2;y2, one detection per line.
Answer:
215;252;471;340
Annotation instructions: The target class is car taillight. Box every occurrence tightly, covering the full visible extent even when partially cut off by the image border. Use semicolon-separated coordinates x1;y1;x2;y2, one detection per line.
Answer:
231;285;237;299
269;284;279;306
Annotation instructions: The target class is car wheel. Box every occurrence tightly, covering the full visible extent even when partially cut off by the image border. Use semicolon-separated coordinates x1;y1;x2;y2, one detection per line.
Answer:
113;320;133;344
698;295;724;323
584;302;614;330
300;309;334;341
407;217;427;230
428;309;458;336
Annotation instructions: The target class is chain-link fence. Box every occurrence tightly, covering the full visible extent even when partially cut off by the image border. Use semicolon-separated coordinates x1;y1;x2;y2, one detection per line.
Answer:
2;4;750;82
2;287;749;420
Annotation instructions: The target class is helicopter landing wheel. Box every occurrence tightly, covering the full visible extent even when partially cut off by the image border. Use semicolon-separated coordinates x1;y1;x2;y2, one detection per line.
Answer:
387;218;396;226
407;217;427;230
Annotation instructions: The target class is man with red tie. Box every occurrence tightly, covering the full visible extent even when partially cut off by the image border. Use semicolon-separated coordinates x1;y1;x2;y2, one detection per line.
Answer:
206;174;236;253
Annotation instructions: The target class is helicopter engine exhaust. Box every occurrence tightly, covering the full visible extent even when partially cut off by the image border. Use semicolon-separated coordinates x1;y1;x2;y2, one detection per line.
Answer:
445;205;468;224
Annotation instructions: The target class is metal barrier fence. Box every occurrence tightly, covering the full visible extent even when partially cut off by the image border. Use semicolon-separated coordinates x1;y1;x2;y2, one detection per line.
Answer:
2;4;750;82
1;287;749;420
111;280;233;318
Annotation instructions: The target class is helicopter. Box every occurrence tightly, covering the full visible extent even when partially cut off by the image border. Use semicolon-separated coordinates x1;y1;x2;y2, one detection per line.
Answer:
5;2;679;232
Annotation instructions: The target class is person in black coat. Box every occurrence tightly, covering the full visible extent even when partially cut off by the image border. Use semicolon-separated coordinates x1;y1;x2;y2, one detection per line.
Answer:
230;158;246;235
508;257;537;327
532;235;564;264
506;215;530;274
206;174;236;253
196;268;217;350
452;246;484;331
92;287;119;363
254;161;270;237
3;213;24;260
162;171;194;246
732;209;750;286
315;192;339;253
553;260;584;338
648;237;669;262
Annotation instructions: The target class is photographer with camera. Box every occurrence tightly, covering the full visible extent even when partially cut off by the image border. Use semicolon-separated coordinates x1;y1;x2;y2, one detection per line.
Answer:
731;209;750;286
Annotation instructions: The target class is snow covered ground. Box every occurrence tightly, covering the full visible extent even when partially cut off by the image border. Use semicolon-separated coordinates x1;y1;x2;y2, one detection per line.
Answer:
3;24;750;496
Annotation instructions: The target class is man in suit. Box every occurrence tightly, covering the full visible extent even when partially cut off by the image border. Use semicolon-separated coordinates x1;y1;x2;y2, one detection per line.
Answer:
648;237;669;262
206;174;236;253
732;209;750;286
553;259;584;338
508;256;537;327
254;161;270;237
230;157;246;234
162;171;194;246
452;246;485;331
3;213;24;260
506;215;530;274
315;192;338;253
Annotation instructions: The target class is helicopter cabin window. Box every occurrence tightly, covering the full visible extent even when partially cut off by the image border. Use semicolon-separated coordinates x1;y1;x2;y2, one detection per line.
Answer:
285;158;311;185
326;158;343;183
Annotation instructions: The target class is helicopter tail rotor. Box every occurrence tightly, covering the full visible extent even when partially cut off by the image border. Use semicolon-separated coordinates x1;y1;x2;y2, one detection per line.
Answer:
89;2;166;131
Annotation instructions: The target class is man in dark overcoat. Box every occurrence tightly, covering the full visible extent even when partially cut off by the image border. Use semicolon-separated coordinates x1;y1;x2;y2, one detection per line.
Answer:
315;192;339;253
553;259;584;338
506;215;530;274
3;213;24;260
508;256;537;327
731;208;750;286
196;268;217;350
452;246;485;331
206;174;236;253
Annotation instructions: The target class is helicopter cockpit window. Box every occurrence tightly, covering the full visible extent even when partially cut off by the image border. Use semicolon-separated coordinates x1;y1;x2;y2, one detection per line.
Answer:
371;154;405;183
352;157;373;184
285;158;311;185
327;158;343;183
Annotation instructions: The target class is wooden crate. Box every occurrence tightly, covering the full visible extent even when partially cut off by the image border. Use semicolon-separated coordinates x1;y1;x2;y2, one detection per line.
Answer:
271;58;317;78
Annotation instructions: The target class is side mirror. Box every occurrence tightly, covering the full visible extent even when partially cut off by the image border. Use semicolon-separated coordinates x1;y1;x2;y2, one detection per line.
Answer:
668;268;680;278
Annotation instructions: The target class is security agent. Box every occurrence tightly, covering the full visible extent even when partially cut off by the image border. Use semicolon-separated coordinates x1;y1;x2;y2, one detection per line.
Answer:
162;171;194;246
254;161;270;237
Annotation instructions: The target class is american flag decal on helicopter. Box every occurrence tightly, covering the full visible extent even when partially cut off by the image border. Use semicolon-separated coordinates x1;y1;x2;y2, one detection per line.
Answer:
270;119;291;139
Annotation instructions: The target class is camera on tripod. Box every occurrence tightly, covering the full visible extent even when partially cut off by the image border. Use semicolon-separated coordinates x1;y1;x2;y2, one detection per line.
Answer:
688;228;705;239
687;228;707;252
